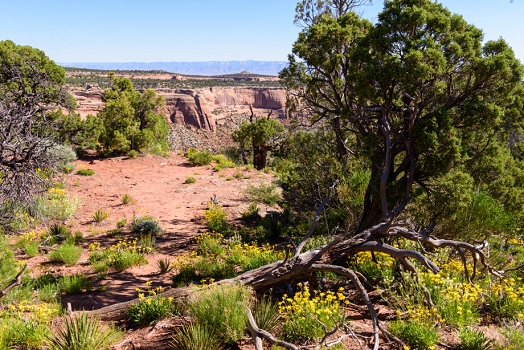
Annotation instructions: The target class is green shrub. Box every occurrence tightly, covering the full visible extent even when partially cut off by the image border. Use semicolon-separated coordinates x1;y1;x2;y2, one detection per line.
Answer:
245;182;281;206
37;188;81;220
58;274;92;294
241;202;260;221
156;258;174;274
253;297;280;334
88;240;148;272
127;149;139;158
76;168;95;176
92;209;110;223
127;285;176;325
495;327;524;350
186;149;212;166
184;176;196;184
189;283;251;344
132;217;163;236
48;223;71;237
49;244;82;266
204;204;228;233
388;320;438;350
279;285;347;342
458;327;493;350
0;318;50;349
121;193;135;205
170;323;223;350
63;163;76;174
47;313;121;350
116;218;127;228
212;154;236;171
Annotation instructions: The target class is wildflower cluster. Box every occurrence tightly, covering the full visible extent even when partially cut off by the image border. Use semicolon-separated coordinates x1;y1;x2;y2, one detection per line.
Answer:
39;186;81;220
171;233;283;285
126;281;175;325
487;277;524;320
88;238;148;272
3;300;58;323
347;251;396;284
278;284;348;341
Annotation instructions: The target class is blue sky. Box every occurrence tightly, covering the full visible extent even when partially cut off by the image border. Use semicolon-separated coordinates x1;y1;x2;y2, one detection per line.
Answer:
0;0;522;63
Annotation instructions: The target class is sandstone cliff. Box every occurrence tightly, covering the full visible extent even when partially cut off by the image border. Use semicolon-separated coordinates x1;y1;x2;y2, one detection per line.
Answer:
70;87;287;132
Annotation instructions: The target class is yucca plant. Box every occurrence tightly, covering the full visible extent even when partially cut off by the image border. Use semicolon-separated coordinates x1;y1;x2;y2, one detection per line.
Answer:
156;258;174;274
92;209;110;224
47;313;119;350
170;323;223;350
253;297;280;333
121;193;135;205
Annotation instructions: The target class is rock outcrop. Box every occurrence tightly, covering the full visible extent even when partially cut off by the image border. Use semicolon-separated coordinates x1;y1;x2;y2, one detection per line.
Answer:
70;87;287;132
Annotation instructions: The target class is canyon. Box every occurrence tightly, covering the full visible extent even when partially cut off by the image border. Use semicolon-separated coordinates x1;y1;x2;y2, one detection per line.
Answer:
70;86;287;132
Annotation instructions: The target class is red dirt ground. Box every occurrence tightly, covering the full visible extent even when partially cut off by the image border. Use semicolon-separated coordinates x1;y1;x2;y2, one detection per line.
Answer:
17;152;406;349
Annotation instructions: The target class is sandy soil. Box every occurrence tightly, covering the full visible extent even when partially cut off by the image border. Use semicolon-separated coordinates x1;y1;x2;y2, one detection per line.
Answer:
15;152;406;349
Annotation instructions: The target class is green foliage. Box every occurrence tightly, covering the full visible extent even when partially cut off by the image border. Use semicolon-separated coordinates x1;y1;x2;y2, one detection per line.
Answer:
121;193;135;205
204;204;228;233
279;284;347;342
170;323;223;350
47;313;121;350
58;274;92;294
132;217;163;236
98;74;169;155
253;297;280;334
76;168;95;176
88;239;148;272
0;41;78;225
49;244;82;266
0;318;50;350
0;235;18;288
189;283;251;344
156;258;174;274
280;0;524;234
116;218;127;228
244;182;281;207
458;328;493;350
186;149;213;166
388;320;438;350
92;209;110;223
495;327;524;350
184;176;196;184
232;117;285;170
37;187;81;221
127;285;176;325
212;154;236;171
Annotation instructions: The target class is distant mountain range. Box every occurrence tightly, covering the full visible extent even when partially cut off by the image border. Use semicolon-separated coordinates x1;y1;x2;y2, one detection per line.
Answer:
58;61;288;76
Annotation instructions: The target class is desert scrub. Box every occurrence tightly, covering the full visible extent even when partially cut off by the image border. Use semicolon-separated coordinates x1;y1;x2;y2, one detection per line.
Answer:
184;176;196;184
388;320;438;350
92;209;110;223
171;235;282;285
170;323;223;350
186;148;212;166
47;313;121;350
76;167;95;176
127;283;176;325
58;274;92;294
37;187;81;220
88;239;148;271
212;154;236;171
244;182;281;206
48;243;82;266
188;283;251;345
121;193;135;205
132;216;163;236
204;203;228;233
278;284;348;342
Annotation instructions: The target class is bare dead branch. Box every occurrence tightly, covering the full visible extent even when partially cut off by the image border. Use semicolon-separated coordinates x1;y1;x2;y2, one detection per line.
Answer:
246;306;298;350
0;263;27;300
294;197;330;257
